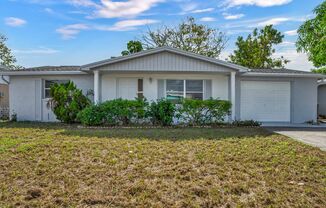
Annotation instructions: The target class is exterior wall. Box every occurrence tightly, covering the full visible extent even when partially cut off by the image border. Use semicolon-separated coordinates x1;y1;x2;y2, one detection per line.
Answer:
96;51;235;73
101;72;229;102
235;76;318;123
9;75;93;121
318;84;326;116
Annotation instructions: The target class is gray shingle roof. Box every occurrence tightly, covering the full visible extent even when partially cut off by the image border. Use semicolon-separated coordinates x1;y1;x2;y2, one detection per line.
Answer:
249;68;314;74
2;66;81;71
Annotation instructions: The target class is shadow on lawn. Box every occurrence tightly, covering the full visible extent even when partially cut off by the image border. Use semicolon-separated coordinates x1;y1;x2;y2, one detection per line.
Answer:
0;121;274;140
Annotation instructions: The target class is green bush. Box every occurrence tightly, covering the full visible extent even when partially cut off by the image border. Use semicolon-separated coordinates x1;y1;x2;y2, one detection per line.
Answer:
48;81;90;123
148;99;176;126
177;98;231;126
78;98;149;126
232;120;261;127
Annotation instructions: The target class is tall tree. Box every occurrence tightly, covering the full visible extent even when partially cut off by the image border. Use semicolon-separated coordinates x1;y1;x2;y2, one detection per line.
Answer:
0;34;20;69
142;17;227;58
121;40;143;56
229;25;289;69
296;1;326;69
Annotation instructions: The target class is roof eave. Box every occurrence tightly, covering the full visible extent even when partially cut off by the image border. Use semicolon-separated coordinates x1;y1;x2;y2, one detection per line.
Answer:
0;71;87;76
242;72;326;78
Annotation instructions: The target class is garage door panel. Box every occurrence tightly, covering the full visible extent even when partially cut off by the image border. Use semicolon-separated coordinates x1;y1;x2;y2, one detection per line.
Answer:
240;81;291;122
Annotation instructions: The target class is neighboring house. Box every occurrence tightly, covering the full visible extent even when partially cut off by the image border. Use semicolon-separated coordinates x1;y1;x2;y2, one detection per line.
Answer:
0;47;325;123
0;66;10;119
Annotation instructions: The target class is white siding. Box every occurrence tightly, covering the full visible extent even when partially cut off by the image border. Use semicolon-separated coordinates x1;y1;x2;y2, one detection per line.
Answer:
9;75;93;121
96;51;234;73
100;72;229;102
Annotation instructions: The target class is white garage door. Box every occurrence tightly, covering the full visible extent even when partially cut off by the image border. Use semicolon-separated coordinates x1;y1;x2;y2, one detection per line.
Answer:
240;81;291;122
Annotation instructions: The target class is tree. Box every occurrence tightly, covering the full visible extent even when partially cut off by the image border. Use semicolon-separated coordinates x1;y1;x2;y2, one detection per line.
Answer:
0;34;21;69
121;40;143;56
229;25;289;69
47;81;91;123
142;17;227;58
312;67;326;74
296;1;326;68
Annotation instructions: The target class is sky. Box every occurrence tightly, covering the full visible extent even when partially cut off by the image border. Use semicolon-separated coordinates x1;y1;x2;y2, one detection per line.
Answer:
0;0;323;71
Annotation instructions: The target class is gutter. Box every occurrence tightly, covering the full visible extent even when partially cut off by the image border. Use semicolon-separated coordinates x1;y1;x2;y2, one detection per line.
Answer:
0;71;88;76
242;72;326;78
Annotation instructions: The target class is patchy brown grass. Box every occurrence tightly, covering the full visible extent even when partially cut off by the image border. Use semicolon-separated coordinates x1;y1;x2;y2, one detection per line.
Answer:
0;122;325;207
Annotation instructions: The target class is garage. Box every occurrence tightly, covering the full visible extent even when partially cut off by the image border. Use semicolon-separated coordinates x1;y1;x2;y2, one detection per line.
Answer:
240;81;291;122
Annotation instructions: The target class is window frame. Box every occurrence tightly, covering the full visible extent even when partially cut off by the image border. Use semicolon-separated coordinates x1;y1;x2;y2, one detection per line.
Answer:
43;80;69;99
137;78;144;99
165;79;204;101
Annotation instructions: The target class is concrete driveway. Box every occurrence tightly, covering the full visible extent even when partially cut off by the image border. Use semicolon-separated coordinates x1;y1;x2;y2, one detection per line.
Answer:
266;127;326;151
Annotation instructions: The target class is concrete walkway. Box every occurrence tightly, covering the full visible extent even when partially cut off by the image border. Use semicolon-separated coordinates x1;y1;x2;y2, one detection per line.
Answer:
266;127;326;151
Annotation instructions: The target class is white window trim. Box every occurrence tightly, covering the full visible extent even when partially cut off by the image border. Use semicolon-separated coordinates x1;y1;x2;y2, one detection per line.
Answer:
43;80;69;99
165;79;204;100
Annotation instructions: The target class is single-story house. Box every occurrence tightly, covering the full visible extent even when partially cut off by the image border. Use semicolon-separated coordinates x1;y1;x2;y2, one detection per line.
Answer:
0;47;325;123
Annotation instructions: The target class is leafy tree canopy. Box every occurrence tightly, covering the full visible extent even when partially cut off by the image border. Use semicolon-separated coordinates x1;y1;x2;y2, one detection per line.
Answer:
296;1;326;68
312;67;326;74
229;25;289;69
121;40;143;56
142;17;227;58
0;34;21;69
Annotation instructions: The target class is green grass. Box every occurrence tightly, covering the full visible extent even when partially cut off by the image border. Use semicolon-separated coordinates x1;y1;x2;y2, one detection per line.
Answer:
0;122;325;207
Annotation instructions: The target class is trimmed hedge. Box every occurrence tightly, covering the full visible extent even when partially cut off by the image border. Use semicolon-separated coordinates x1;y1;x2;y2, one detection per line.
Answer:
176;98;232;126
78;98;231;127
77;98;149;126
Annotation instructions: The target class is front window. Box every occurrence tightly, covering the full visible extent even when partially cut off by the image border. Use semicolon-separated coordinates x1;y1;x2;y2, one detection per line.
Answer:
166;79;203;102
44;80;69;98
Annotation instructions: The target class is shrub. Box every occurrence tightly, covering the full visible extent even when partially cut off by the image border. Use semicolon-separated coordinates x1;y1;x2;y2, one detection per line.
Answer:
77;104;104;126
148;99;176;126
177;98;231;126
232;120;261;127
48;81;90;123
78;98;149;126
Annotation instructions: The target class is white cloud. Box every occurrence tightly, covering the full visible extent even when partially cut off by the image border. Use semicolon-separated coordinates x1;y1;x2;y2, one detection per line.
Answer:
284;29;297;36
255;17;290;27
13;47;59;54
279;41;295;46
274;49;313;71
96;19;159;31
56;19;159;39
191;8;214;14
224;0;292;8
199;17;216;22
66;0;98;7
223;13;245;20
4;17;27;27
56;24;90;39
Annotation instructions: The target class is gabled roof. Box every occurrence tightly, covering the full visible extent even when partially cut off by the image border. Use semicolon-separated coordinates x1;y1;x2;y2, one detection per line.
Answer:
81;46;249;72
18;66;81;71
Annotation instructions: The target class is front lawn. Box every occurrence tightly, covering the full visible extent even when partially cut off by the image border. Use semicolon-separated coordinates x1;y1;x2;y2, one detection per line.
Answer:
0;122;325;207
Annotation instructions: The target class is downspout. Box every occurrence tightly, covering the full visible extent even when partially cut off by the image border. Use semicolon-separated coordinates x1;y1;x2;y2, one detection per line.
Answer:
1;75;9;84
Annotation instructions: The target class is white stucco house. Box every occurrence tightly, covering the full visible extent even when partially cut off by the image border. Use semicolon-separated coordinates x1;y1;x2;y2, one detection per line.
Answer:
0;47;325;123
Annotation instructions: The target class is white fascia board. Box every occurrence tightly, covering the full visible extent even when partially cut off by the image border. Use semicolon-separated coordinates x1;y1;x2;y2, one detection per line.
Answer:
242;72;326;78
0;71;87;76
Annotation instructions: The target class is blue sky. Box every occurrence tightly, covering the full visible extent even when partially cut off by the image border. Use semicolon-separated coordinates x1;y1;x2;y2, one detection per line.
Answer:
0;0;323;70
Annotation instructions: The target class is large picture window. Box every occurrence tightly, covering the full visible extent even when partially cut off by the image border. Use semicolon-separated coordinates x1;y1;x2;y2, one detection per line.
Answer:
166;80;203;101
44;80;69;99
